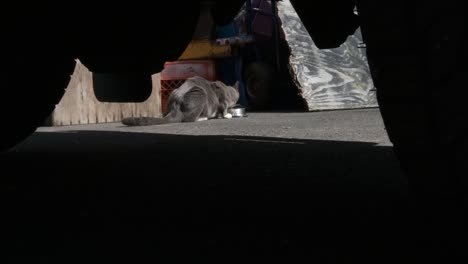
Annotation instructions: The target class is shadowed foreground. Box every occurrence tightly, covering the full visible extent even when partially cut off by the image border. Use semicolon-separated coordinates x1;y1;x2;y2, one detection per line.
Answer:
1;128;457;262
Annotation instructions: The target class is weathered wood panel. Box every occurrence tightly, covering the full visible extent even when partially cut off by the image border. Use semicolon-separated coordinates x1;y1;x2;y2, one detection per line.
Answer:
277;0;377;111
48;60;161;126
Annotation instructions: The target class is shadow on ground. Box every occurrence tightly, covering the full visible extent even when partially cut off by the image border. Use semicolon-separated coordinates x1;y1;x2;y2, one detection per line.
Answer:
1;131;415;262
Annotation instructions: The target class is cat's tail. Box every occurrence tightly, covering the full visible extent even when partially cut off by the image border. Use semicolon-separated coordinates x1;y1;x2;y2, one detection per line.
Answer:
121;117;169;126
121;110;183;126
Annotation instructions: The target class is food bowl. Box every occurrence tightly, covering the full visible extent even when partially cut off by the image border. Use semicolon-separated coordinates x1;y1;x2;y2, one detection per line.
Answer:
229;105;247;117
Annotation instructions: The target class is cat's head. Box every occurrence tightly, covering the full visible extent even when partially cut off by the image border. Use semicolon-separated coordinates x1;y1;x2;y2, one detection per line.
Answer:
233;81;240;92
229;81;241;103
213;80;240;106
229;81;240;105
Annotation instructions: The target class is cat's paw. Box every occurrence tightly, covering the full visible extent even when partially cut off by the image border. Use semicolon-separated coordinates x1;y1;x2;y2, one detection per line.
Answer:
197;117;208;121
224;113;233;119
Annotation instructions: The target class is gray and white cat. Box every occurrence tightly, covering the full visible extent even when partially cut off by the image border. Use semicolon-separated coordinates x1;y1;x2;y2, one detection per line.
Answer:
122;76;240;126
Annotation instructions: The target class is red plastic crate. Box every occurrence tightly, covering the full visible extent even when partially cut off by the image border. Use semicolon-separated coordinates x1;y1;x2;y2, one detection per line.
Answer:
160;60;216;114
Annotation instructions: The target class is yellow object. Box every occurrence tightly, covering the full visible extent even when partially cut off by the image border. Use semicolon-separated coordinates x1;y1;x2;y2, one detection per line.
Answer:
178;40;232;60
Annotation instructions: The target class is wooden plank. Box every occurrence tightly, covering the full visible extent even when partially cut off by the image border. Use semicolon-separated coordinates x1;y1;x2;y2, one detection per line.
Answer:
277;0;378;111
48;60;162;126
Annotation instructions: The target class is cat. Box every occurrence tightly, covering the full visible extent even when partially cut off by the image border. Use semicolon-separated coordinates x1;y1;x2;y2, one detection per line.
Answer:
121;76;240;126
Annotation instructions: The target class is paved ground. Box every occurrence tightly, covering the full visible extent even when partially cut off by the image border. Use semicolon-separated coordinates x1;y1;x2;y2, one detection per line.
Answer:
1;108;442;262
15;108;393;148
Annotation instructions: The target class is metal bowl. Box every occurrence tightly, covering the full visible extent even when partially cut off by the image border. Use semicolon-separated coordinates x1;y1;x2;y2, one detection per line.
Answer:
230;105;247;117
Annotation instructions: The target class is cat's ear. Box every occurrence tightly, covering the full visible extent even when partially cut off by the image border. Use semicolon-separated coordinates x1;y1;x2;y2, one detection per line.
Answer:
233;81;240;91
